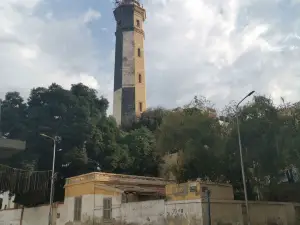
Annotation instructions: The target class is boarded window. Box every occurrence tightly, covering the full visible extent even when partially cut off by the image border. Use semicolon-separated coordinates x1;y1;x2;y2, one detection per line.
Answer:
138;74;142;83
103;198;112;220
74;196;82;221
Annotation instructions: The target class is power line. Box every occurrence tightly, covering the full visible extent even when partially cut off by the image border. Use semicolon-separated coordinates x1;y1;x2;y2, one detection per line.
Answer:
0;163;51;173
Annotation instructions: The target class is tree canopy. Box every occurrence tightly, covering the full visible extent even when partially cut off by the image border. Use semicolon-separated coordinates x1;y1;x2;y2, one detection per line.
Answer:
1;84;300;205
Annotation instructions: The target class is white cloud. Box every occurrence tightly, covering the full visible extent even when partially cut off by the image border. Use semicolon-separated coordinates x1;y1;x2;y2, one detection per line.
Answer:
1;0;300;116
144;0;300;109
82;9;101;24
0;0;109;106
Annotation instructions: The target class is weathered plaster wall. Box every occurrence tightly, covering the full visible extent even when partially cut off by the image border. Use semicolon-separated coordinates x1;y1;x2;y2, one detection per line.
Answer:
63;194;122;225
0;204;61;225
0;196;299;225
113;89;122;125
0;208;22;225
94;194;122;222
118;199;202;225
166;200;203;225
121;200;165;224
248;201;296;225
202;200;243;225
201;200;299;225
166;182;234;202
122;31;135;87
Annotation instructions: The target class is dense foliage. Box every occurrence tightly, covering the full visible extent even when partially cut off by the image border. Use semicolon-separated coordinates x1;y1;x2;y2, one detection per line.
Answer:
1;83;300;205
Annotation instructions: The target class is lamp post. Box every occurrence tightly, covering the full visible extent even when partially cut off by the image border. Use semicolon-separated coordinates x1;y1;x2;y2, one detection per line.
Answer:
40;133;56;225
0;99;2;137
236;91;255;225
88;158;101;172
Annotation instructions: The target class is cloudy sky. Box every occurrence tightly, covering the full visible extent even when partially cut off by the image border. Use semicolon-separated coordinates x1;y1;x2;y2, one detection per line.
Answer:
1;0;300;114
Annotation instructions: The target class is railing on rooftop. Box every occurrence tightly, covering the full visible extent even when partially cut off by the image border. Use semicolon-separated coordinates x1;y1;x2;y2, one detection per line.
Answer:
115;0;141;7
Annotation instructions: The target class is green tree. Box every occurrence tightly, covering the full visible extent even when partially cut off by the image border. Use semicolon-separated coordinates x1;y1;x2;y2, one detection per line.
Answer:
1;83;112;205
224;96;289;200
123;107;169;132
121;127;161;176
0;92;27;139
156;96;225;182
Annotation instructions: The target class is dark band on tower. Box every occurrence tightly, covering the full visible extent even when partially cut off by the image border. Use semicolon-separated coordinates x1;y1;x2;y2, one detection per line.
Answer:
113;0;146;125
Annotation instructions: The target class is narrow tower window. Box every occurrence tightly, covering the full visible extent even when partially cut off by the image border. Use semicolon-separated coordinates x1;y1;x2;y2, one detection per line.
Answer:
136;20;140;27
139;102;143;112
138;48;141;57
138;74;142;83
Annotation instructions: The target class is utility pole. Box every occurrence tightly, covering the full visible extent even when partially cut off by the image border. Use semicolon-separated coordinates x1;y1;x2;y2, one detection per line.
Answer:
206;189;211;225
40;133;57;225
236;91;255;225
0;99;2;137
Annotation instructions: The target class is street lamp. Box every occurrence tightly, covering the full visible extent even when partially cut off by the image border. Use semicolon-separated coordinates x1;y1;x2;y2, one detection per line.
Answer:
236;90;255;225
88;158;101;172
40;133;56;225
0;99;2;137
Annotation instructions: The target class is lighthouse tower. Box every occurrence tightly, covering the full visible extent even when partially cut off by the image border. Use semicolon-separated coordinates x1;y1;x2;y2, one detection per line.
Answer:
113;0;147;125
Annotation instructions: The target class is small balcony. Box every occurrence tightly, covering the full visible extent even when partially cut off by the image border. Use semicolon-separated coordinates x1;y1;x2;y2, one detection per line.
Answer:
0;138;26;159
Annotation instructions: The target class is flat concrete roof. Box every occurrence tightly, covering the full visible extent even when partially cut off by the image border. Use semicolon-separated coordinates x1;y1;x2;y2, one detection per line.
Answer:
0;138;26;159
66;172;174;186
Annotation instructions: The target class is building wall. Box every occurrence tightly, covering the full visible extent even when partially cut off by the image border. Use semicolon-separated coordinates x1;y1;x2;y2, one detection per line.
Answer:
113;89;122;125
202;200;243;225
121;200;165;225
166;181;234;202
0;198;300;225
134;14;146;117
247;201;296;225
1;181;299;225
94;194;122;222
119;199;203;225
201;200;300;225
200;183;234;200
166;200;203;225
122;31;135;87
166;182;201;201
0;204;61;225
63;194;122;225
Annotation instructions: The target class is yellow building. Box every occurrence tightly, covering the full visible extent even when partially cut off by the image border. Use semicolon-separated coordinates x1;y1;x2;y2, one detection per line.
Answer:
166;181;234;201
0;172;298;225
61;172;172;224
65;172;170;203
